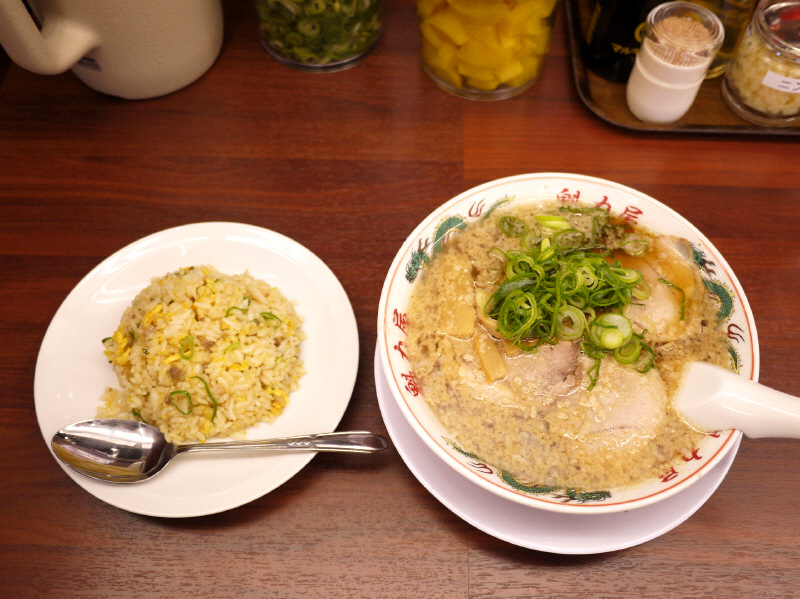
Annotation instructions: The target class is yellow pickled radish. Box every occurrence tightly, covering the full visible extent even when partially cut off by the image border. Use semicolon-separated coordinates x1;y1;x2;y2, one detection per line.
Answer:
506;0;543;25
495;58;524;83
418;0;447;19
535;0;559;17
423;39;462;87
457;61;496;81
447;0;511;24
525;16;548;38
422;37;438;63
436;66;464;88
467;77;501;90
435;42;459;69
456;38;515;69
497;25;523;50
424;7;470;46
421;22;445;48
521;27;551;55
507;54;542;87
423;38;458;71
463;22;502;49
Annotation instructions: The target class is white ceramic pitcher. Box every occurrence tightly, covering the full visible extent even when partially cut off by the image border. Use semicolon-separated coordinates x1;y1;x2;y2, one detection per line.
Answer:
0;0;224;99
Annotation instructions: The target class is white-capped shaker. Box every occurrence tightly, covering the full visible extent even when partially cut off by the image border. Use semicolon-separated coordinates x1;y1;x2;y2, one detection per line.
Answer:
626;1;724;123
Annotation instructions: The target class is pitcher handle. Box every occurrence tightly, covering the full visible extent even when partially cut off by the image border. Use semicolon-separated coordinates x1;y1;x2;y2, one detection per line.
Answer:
0;0;98;74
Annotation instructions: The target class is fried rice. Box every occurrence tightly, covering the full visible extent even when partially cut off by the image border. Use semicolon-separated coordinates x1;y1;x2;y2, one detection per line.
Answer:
97;265;305;444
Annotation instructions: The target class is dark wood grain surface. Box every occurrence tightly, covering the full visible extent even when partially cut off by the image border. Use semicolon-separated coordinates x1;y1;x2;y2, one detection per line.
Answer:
1;0;799;597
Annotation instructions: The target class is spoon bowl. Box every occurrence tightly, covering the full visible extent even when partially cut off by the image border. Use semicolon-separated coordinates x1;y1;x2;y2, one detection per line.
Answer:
52;419;390;483
676;362;800;438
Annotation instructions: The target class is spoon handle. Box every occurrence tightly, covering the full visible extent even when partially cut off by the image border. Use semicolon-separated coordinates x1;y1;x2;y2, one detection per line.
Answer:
176;431;390;454
680;363;800;438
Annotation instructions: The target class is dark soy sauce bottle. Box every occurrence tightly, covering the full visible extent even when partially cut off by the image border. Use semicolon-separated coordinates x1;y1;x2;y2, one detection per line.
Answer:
583;0;663;82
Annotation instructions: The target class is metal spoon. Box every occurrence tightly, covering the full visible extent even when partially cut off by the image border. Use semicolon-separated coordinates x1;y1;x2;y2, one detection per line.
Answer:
52;418;390;483
675;362;800;438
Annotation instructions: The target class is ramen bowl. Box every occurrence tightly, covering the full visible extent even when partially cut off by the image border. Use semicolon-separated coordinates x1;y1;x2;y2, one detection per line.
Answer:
377;173;758;514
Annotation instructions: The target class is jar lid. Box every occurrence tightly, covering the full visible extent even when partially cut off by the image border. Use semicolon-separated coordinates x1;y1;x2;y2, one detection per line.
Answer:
756;0;800;60
645;2;724;67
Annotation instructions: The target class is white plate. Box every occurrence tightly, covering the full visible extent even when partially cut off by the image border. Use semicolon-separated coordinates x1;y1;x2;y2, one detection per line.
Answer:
35;222;359;518
375;346;739;554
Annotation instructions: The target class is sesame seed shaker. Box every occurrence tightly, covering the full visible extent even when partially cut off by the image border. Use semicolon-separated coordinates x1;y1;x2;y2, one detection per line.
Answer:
626;1;724;122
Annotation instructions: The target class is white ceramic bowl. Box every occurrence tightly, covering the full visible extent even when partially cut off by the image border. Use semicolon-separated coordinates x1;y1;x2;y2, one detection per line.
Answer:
377;173;759;515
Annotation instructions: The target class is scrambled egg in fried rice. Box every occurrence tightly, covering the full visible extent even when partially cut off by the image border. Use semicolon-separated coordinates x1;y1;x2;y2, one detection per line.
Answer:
97;265;305;444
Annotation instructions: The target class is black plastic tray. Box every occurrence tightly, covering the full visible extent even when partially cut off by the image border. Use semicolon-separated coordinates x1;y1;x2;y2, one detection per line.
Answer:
564;0;800;135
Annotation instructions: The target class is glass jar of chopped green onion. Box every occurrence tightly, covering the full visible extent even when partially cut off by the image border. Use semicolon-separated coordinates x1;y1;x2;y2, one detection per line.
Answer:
256;0;383;71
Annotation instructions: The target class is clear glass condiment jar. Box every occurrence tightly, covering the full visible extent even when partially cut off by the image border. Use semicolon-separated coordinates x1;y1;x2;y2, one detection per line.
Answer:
256;0;383;72
418;0;560;100
689;0;758;78
721;0;800;126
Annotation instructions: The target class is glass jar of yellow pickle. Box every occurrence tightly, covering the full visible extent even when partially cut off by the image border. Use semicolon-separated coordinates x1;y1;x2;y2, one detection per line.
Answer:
418;0;560;99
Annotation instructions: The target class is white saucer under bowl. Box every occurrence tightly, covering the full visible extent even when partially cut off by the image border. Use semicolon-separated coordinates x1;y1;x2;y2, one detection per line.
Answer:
374;346;739;555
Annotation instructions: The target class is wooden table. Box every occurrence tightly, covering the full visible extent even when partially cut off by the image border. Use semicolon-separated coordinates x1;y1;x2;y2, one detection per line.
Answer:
2;0;799;597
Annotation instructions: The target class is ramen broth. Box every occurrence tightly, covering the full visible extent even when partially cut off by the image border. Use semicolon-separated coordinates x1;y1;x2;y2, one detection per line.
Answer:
405;201;731;491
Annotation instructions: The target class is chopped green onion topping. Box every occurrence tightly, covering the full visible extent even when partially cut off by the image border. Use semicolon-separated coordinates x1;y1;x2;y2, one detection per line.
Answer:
307;0;326;14
131;408;148;424
658;278;686;320
551;228;585;249
632;279;651;300
580;341;605;390
558;205;627;244
534;215;571;231
498;216;529;238
261;312;283;327
168;390;193;415
522;231;541;251
191;375;218;423
486;239;642;346
486;212;659;389
634;339;657;373
612;338;643;364
223;341;240;353
588;313;633;349
225;297;251;317
297;19;320;37
620;237;650;257
556;305;586;341
179;335;194;360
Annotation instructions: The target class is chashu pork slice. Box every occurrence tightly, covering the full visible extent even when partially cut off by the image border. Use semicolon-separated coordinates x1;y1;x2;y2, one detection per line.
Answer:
576;357;668;449
462;339;582;415
504;341;582;402
615;237;703;343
